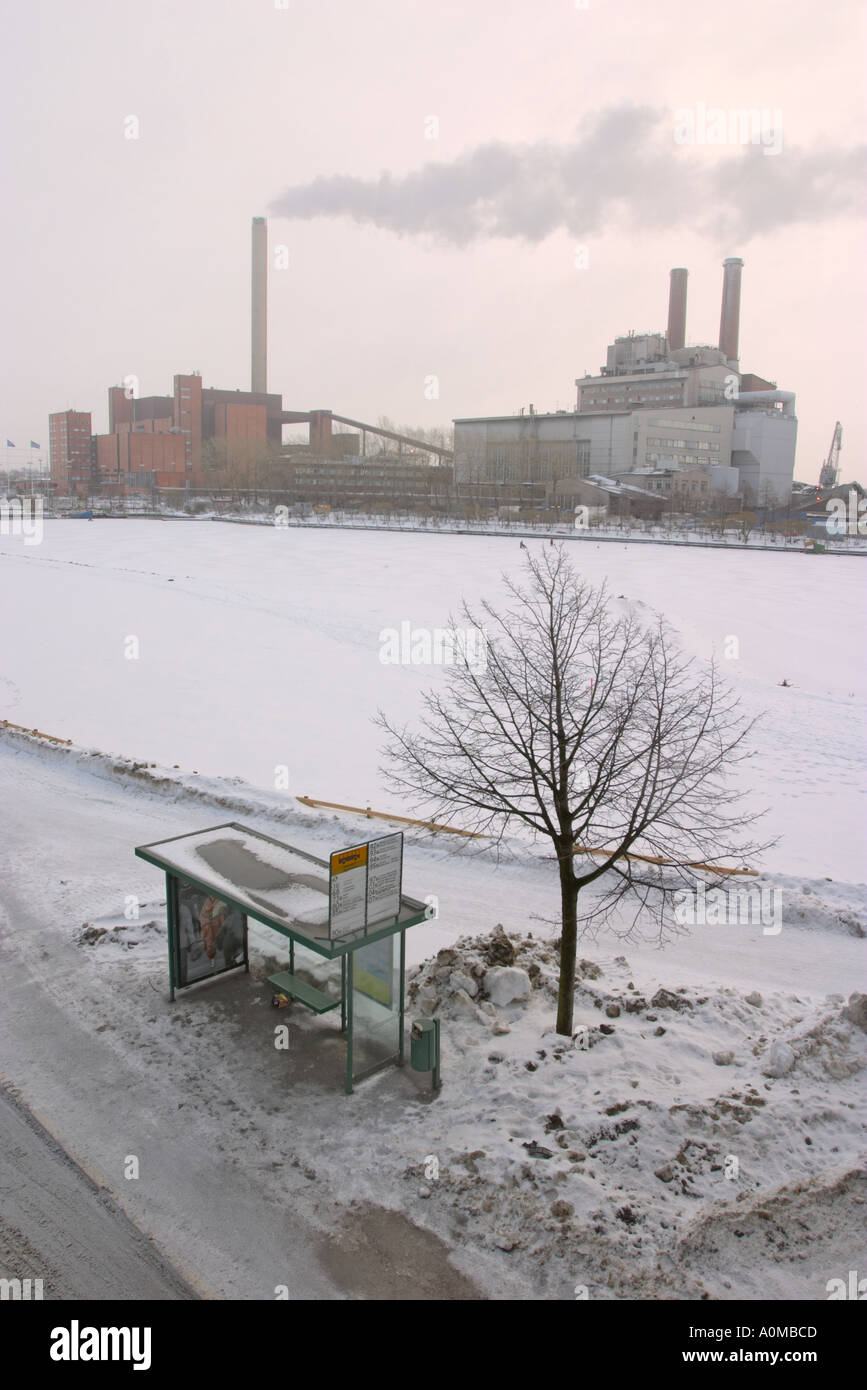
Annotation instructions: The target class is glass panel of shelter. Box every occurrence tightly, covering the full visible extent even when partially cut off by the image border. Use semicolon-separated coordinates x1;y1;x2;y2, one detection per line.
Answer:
349;932;402;1086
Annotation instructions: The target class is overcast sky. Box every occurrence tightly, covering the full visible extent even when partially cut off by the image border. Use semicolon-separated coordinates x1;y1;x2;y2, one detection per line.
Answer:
1;0;864;481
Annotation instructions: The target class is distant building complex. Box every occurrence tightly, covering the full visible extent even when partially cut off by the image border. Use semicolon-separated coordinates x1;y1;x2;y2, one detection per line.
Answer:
454;260;798;507
48;383;449;501
49;375;286;496
46;228;799;518
47;219;449;501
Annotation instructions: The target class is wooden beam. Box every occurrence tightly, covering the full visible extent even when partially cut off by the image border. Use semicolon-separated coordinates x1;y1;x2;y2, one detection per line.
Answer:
295;795;482;837
1;719;73;746
573;843;758;876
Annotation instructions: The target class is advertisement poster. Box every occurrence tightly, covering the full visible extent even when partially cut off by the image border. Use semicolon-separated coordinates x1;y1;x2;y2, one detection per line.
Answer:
354;936;394;1008
175;878;247;987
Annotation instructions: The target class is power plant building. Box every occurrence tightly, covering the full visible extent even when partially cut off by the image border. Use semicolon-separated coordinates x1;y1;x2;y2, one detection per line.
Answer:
47;217;459;499
454;260;797;506
454;402;741;499
47;227;797;512
50;373;287;496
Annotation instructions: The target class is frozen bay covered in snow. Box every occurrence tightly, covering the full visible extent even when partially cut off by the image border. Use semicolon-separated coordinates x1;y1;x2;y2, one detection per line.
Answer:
1;517;864;879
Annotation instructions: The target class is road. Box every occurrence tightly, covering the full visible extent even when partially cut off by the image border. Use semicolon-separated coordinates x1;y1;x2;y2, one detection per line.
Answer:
0;1081;195;1300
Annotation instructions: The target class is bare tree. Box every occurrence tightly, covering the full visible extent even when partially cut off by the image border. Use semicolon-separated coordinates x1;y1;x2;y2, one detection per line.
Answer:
737;507;756;544
377;546;770;1035
200;437;285;496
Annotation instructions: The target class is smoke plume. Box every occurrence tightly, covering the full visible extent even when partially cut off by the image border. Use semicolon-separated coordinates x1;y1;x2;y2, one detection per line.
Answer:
270;106;864;245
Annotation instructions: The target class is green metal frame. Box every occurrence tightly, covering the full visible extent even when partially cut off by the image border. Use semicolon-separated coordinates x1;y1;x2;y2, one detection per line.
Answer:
135;823;428;1094
399;931;406;1066
345;950;354;1095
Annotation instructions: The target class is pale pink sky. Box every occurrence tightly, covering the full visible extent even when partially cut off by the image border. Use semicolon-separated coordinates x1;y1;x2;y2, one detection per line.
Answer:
1;0;864;481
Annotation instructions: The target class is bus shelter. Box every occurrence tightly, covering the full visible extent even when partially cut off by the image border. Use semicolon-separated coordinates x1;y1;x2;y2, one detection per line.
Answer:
134;822;430;1093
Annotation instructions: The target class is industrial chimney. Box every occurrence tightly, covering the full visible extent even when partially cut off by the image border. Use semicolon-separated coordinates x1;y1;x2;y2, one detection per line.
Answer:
718;257;744;366
667;268;688;353
251;216;268;394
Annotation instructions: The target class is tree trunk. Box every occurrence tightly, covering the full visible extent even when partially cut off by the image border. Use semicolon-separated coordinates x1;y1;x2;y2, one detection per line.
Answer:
555;858;580;1036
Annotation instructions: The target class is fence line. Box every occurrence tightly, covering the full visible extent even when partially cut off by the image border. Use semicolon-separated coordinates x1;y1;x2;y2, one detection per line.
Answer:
572;842;758;876
0;719;73;746
0;722;758;875
297;795;758;875
294;794;481;837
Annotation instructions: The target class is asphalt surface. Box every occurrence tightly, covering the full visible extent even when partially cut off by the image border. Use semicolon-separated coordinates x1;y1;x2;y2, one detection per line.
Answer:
0;1080;196;1300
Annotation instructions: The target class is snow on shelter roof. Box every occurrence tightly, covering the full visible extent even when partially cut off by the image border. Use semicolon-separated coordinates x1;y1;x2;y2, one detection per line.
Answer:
136;823;334;938
135;822;426;950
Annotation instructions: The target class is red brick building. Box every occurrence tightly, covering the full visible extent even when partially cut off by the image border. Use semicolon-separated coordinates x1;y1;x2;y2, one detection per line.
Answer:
94;431;188;489
50;374;284;496
49;410;94;492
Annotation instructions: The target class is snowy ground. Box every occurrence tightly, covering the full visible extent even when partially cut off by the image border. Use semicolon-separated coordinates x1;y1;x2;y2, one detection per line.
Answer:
0;725;864;1300
1;519;865;878
0;520;865;1300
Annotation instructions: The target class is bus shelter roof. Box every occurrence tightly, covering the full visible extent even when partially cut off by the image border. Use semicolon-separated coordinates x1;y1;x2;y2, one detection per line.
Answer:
135;821;429;958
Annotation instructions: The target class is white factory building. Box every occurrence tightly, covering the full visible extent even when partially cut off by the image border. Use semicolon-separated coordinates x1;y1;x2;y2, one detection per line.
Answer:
454;261;797;507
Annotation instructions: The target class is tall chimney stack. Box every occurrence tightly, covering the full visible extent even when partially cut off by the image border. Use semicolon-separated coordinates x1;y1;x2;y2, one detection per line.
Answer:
251;216;267;394
667;267;688;352
718;257;744;366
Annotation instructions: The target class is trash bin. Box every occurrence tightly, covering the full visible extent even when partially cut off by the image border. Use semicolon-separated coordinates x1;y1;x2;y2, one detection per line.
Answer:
410;1018;440;1088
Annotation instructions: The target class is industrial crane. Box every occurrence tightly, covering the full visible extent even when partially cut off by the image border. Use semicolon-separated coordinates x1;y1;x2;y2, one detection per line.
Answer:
818;421;842;489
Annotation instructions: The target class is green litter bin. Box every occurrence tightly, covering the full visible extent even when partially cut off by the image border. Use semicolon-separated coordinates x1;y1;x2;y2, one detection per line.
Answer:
410;1018;441;1089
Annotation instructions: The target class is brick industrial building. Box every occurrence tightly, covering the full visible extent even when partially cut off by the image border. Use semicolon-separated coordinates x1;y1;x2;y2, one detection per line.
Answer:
48;410;94;493
49;374;287;497
48;377;449;501
47;219;454;502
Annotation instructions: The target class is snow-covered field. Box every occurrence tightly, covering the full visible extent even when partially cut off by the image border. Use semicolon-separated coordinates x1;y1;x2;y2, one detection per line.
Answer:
0;519;865;1300
1;518;865;877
